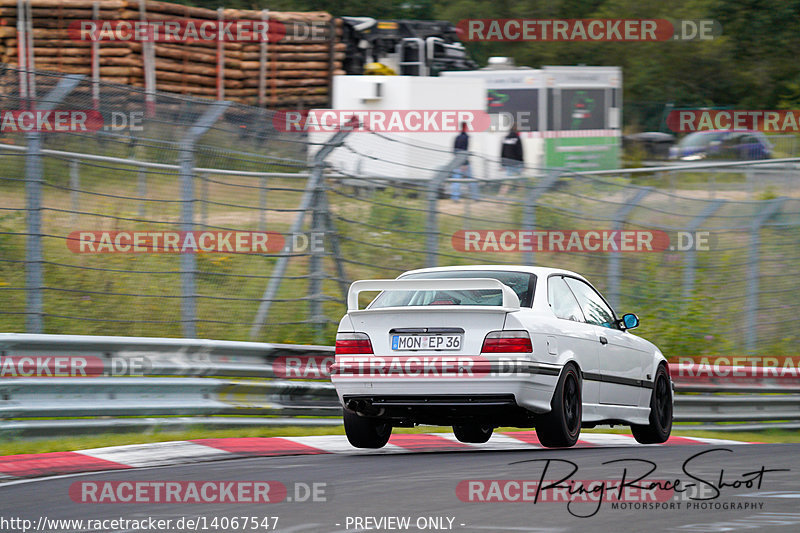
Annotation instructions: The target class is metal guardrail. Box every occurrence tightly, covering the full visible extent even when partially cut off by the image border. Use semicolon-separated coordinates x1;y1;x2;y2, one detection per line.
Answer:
670;365;800;430
1;334;798;436
572;157;800;176
0;334;334;377
0;333;339;436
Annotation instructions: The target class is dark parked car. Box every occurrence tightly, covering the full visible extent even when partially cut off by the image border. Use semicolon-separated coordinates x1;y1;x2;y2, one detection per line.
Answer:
623;132;676;159
669;130;772;161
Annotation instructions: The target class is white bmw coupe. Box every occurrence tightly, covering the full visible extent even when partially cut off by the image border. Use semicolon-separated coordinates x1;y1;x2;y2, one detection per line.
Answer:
331;265;673;449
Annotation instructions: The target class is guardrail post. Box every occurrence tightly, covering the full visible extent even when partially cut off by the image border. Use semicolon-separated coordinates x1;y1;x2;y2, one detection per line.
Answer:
745;197;786;352
250;128;352;340
24;74;83;333
607;187;651;311
522;169;561;266
682;200;724;303
179;102;230;338
426;152;468;268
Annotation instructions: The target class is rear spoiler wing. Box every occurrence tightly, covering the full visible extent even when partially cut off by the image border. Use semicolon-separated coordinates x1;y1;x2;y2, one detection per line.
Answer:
347;278;521;312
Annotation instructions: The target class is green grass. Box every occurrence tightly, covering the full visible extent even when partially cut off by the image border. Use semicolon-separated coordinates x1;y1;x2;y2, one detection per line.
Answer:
0;424;445;456
0;425;794;456
2;155;800;352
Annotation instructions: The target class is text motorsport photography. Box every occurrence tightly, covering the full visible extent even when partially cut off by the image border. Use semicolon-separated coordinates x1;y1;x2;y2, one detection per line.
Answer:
458;448;785;518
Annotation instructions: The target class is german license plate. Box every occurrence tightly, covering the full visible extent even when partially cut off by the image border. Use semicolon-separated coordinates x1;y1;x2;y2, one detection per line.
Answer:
391;334;462;351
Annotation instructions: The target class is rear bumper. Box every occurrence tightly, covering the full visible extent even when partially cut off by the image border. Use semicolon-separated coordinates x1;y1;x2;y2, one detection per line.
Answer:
342;393;527;426
331;362;561;423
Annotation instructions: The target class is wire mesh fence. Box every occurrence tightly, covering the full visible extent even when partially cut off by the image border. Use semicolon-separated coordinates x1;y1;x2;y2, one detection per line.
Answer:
2;67;800;356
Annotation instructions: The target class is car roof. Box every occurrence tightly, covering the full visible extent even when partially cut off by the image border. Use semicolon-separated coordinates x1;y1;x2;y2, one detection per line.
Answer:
398;264;588;282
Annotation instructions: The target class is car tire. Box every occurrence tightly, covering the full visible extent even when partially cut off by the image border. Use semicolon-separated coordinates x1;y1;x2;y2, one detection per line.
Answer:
631;365;673;444
537;364;582;448
343;409;392;449
453;424;493;443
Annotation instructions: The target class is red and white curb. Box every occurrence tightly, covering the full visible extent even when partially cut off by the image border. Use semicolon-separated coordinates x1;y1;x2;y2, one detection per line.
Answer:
0;432;752;481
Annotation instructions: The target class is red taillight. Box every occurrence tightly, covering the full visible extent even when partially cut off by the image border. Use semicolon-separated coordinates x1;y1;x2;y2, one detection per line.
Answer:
481;330;532;353
335;332;374;354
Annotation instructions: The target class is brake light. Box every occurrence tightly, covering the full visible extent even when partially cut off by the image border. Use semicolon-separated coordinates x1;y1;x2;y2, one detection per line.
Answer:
481;330;532;353
335;332;374;354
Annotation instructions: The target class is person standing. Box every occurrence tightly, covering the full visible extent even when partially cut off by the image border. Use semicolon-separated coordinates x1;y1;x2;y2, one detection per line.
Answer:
501;124;524;177
498;124;524;196
450;122;479;201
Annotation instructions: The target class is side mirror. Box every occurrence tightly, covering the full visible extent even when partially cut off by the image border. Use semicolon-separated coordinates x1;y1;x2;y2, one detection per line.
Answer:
621;313;639;330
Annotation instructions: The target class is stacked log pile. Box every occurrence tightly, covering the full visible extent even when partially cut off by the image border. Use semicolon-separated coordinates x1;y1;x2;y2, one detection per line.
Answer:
0;0;343;107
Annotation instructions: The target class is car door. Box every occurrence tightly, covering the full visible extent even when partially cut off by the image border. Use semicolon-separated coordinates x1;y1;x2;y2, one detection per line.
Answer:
718;132;741;159
739;133;768;160
546;275;601;409
563;277;646;406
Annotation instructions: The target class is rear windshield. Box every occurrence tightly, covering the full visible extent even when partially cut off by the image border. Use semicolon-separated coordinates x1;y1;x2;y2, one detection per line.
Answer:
368;270;536;309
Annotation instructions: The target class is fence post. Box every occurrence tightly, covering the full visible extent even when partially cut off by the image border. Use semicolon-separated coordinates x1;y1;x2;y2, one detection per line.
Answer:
137;167;147;219
91;0;100;108
24;74;83;333
69;159;79;225
25;131;43;334
216;7;225;102
178;102;230;338
522;169;561;266
138;0;156;116
607;187;651;311
320;188;350;307
16;0;27;102
250;128;352;340
259;175;267;231
745;198;786;352
308;177;327;343
258;9;269;107
178;141;196;338
199;172;208;228
682;200;724;303
426;152;468;268
24;0;35;101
